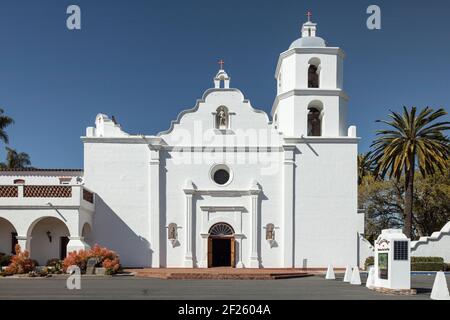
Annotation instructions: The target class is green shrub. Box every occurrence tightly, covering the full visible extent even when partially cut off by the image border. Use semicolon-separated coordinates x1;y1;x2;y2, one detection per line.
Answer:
364;256;374;270
365;256;446;271
46;259;63;274
411;262;445;271
411;257;444;263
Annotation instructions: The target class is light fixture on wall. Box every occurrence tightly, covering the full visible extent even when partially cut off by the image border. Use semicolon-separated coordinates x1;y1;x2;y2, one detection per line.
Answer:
46;231;52;243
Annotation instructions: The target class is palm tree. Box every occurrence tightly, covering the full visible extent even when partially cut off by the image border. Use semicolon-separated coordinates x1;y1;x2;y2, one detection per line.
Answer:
0;108;14;144
358;152;374;185
0;147;31;169
370;107;449;238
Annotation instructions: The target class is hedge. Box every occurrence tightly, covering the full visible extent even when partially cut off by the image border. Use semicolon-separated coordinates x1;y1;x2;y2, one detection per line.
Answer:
364;256;447;271
411;257;444;263
412;262;446;271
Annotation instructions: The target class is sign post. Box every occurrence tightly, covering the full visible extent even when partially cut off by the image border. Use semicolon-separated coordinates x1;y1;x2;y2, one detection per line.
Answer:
372;229;416;294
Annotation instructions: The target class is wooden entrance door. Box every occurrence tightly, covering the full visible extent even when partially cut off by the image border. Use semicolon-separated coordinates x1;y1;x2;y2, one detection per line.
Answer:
208;237;235;268
230;237;235;267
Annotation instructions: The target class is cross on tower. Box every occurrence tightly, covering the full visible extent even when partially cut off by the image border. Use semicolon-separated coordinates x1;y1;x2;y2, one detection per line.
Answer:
218;59;225;70
306;10;312;22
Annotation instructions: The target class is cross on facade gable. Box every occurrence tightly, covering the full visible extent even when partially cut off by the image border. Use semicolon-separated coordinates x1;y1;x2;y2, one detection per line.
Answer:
218;59;225;70
306;10;312;22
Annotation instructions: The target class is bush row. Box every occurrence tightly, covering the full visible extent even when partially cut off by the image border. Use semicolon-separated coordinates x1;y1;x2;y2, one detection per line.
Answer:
63;244;121;275
1;244;121;277
364;256;448;271
411;262;447;271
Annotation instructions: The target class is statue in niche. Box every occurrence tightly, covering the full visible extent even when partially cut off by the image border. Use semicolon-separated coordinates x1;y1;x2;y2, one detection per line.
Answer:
266;223;275;241
168;223;178;240
216;106;228;130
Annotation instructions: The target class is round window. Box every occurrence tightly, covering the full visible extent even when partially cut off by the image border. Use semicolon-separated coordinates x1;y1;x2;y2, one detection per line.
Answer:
211;165;232;186
214;169;230;185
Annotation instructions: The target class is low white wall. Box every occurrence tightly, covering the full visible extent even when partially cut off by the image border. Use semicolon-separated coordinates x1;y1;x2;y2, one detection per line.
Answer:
358;233;374;268
411;222;450;263
357;222;450;267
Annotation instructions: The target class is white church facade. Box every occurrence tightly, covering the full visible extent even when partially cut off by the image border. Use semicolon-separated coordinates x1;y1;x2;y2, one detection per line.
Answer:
0;18;365;268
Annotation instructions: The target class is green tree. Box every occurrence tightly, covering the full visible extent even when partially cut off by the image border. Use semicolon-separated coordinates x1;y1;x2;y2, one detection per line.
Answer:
370;107;449;238
0;147;31;169
359;176;404;242
358;152;374;186
0;108;14;144
413;161;450;236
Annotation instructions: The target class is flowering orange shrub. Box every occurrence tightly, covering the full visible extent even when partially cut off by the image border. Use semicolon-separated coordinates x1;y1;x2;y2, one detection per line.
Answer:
102;258;121;275
5;244;36;275
89;245;118;262
62;249;90;272
62;244;121;275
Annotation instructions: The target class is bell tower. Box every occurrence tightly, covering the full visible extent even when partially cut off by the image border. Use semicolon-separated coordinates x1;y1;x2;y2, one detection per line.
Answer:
272;13;353;138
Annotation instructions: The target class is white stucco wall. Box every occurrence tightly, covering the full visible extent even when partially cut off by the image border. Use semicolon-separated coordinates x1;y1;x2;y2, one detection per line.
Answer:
411;222;450;263
0;218;16;255
83;142;151;267
0;171;81;185
293;140;360;268
358;234;375;268
29;217;70;265
356;222;450;267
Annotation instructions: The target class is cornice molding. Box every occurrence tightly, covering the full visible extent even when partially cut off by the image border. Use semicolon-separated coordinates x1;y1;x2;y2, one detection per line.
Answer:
81;136;163;145
283;136;360;144
272;89;349;115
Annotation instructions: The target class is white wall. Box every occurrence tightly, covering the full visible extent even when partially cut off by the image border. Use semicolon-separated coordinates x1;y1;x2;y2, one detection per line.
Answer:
83;142;151;267
0;218;16;255
356;222;450;267
160;88;284;268
358;234;374;268
0;172;81;185
294;141;360;268
411;222;450;263
29;217;70;265
277;51;342;92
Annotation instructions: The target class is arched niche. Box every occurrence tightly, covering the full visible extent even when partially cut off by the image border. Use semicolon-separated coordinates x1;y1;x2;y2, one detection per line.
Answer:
307;100;323;137
308;57;321;88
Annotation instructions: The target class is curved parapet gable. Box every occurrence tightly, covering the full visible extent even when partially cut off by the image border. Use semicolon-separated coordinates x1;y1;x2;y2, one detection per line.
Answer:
158;87;277;144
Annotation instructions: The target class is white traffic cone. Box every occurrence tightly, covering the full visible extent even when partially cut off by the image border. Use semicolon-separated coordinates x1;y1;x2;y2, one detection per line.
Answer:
430;271;450;300
343;265;352;282
366;266;375;289
325;265;335;280
350;267;361;285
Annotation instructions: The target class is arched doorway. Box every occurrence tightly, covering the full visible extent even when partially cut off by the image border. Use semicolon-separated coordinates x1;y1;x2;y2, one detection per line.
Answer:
208;223;235;268
28;217;70;265
0;218;17;255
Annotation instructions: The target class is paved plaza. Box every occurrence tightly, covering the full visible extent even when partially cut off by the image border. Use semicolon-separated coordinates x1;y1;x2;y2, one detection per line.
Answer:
0;274;445;300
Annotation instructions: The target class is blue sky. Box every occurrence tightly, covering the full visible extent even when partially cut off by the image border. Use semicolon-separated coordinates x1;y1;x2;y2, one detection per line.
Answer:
0;0;449;169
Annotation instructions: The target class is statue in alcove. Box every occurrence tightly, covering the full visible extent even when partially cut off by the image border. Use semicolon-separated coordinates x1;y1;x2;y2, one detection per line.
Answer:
266;223;275;241
168;223;178;240
216;107;228;129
